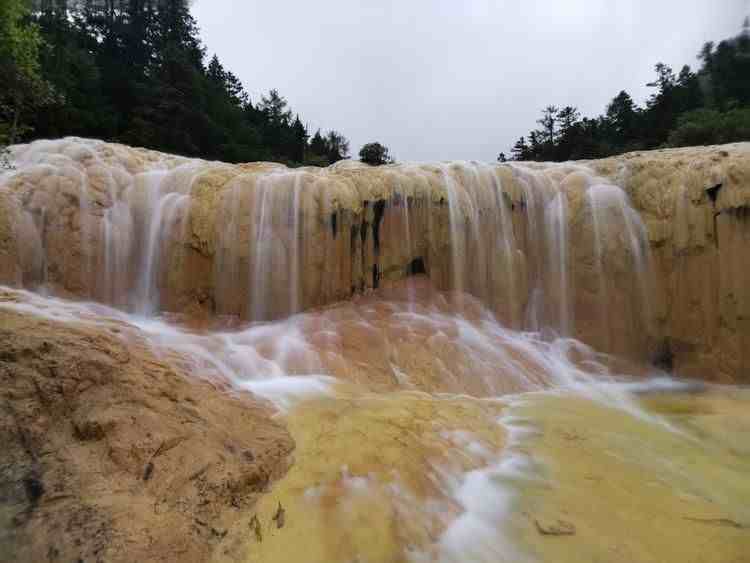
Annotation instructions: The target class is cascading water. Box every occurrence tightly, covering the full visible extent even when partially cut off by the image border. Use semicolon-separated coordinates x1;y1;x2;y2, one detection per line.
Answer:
543;190;570;336
587;182;653;352
1;138;747;563
0;138;653;343
441;164;469;301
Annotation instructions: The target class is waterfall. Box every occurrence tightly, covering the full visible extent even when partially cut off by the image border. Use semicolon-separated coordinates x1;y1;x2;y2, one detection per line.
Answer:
587;182;653;350
248;171;307;321
289;173;304;314
441;164;468;301
544;190;571;336
135;191;190;315
0;138;655;356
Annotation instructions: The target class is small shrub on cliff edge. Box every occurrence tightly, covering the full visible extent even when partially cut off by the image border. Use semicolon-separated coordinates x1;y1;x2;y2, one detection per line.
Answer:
359;142;394;166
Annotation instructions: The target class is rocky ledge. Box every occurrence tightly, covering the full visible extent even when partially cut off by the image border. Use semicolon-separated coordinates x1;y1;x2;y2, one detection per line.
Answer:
0;290;293;563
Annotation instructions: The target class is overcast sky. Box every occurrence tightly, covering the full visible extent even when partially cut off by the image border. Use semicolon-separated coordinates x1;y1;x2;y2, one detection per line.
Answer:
192;0;748;162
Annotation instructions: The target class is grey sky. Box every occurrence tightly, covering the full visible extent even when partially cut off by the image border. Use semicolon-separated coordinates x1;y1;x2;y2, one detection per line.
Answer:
192;0;748;162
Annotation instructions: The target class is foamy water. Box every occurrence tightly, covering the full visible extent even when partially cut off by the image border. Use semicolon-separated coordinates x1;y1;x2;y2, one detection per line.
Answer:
3;279;745;562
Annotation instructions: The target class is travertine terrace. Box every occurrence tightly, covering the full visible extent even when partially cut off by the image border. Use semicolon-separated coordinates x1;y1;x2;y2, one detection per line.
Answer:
1;138;748;380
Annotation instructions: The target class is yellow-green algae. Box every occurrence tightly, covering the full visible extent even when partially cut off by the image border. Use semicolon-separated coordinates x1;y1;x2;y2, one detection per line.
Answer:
510;387;750;563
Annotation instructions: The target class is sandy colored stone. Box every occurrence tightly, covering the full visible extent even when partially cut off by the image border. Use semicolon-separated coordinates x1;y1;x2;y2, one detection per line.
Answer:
510;390;750;563
230;389;506;563
0;290;293;563
1;139;750;380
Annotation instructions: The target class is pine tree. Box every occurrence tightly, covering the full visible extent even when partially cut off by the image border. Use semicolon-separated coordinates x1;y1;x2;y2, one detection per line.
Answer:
124;0;213;155
12;0;347;164
554;106;581;160
309;129;326;156
259;89;291;126
510;137;528;161
290;115;308;163
527;131;542;160
505;21;750;161
224;69;248;107
606;91;638;146
537;105;558;146
207;55;226;86
557;106;580;136
324;130;349;163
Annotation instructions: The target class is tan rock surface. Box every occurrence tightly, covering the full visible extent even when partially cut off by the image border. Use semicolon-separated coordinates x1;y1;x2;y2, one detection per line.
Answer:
510;389;750;563
232;390;506;563
2;139;750;381
0;289;293;563
591;143;750;380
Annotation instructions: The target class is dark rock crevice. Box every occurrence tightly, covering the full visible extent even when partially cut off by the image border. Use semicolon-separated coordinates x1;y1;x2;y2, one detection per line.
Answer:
330;212;338;239
372;200;386;256
705;183;722;204
406;257;426;276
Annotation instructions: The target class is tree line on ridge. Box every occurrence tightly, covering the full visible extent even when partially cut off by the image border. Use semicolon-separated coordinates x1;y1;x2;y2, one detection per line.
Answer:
502;18;750;163
3;2;747;168
1;0;351;167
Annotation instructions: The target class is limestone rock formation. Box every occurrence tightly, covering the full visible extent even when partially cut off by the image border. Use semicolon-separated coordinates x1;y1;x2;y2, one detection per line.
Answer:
1;138;749;381
0;289;293;563
591;145;750;380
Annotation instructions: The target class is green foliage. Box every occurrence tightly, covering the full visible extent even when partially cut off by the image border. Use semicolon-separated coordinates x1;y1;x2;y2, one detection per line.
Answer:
510;18;750;161
5;0;348;166
1;0;42;77
668;108;750;147
0;0;58;145
359;142;393;166
324;131;350;163
510;137;529;160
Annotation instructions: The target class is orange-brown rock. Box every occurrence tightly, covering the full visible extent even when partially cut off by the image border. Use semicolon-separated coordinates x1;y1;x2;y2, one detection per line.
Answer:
0;291;293;563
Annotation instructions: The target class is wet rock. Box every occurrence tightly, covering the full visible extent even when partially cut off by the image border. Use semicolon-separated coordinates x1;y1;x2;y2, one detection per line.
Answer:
211;526;227;538
142;461;154;481
250;514;263;542
535;518;576;536
272;502;286;529
683;517;748;529
23;473;44;504
2;138;750;381
0;298;294;563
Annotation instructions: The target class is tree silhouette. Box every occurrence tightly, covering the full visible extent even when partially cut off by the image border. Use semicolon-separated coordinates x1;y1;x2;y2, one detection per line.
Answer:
507;19;750;161
359;142;393;165
6;1;349;166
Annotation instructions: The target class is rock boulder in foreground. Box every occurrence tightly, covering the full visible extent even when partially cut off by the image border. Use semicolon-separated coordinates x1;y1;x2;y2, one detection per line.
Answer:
0;290;293;563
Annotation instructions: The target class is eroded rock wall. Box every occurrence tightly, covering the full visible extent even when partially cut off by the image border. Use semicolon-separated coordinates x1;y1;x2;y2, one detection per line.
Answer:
591;144;750;381
1;138;749;381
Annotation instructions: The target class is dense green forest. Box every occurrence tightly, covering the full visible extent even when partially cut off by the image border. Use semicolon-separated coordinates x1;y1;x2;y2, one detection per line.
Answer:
1;0;350;166
3;2;749;167
505;18;750;162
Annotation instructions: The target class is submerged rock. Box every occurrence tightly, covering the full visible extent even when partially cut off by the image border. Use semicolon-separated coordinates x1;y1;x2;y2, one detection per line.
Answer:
534;518;576;536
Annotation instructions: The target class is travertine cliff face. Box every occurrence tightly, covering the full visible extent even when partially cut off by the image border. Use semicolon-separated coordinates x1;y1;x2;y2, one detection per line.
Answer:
1;138;749;381
590;144;750;381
